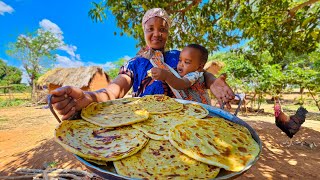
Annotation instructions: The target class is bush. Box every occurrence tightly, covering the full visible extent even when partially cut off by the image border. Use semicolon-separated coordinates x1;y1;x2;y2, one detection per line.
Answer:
0;99;29;108
1;84;30;93
12;84;30;93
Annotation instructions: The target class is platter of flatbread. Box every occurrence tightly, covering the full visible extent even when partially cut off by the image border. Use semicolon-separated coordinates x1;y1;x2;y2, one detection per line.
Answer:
53;95;262;179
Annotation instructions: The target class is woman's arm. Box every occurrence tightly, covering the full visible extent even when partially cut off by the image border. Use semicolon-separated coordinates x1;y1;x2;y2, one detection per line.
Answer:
50;74;132;120
86;74;132;102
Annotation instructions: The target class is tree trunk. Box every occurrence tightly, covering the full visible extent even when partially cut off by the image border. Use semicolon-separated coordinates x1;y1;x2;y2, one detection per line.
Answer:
308;88;320;111
31;78;36;103
251;92;257;109
257;93;262;110
300;86;304;105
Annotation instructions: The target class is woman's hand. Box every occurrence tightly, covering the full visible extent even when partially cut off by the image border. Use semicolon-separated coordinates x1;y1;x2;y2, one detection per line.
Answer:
49;86;92;120
209;73;235;109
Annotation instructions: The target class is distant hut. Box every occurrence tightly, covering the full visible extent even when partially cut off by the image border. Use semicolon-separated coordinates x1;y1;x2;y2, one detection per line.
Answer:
204;61;225;76
37;66;110;92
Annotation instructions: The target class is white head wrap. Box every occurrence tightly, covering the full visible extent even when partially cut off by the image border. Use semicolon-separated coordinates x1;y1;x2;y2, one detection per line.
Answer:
142;8;171;30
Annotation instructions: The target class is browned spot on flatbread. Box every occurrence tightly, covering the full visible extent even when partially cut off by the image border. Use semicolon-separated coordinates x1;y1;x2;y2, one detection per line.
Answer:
221;147;231;157
152;150;161;156
101;135;121;143
179;131;189;141
237;137;244;143
195;133;201;138
194;146;208;157
238;147;247;153
159;146;165;151
208;141;217;148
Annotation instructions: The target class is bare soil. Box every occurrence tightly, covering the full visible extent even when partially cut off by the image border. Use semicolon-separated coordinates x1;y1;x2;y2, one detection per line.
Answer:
0;98;319;179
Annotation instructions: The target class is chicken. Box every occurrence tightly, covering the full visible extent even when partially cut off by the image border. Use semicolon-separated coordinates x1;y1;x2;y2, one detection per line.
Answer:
274;97;308;146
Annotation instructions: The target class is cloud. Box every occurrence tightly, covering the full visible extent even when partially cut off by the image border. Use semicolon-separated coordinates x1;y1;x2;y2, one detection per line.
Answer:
39;19;79;59
87;61;116;71
0;1;14;15
54;55;118;71
58;44;77;58
39;19;63;40
37;19;130;71
55;54;84;68
123;55;131;61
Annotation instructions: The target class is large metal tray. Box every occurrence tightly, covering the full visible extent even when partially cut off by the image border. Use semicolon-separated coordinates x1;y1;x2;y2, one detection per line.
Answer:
73;99;262;180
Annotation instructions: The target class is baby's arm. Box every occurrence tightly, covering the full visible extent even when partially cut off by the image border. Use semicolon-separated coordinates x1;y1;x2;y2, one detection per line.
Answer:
151;67;192;90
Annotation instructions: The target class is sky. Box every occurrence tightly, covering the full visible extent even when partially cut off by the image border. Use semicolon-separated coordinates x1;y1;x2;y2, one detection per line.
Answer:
0;0;139;72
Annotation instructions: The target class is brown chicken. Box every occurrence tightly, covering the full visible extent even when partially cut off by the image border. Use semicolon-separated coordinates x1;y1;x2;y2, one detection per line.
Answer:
274;97;308;146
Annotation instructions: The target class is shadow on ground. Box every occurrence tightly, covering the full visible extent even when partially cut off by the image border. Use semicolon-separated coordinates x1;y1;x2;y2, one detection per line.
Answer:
1;121;319;180
238;121;320;179
0;138;88;176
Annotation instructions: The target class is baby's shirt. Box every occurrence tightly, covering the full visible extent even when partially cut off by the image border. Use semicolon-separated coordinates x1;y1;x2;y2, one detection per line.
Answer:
183;71;204;86
178;71;211;105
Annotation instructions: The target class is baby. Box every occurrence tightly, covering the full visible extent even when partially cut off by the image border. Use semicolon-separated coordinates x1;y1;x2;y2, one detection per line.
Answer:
151;44;211;104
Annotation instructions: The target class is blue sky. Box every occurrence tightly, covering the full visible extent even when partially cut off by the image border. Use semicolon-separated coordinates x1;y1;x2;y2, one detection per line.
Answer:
0;0;139;71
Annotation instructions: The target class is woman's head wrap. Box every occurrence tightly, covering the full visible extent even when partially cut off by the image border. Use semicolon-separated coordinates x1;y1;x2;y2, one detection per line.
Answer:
142;8;171;30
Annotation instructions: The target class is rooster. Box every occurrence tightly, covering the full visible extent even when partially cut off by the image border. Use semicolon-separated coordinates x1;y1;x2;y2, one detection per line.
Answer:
274;97;308;146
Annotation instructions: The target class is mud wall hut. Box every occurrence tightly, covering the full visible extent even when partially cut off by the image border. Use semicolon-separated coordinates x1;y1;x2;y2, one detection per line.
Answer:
37;66;110;92
204;61;225;76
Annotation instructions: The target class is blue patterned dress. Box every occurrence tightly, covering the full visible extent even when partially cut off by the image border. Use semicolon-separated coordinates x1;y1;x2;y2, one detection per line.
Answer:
119;50;180;97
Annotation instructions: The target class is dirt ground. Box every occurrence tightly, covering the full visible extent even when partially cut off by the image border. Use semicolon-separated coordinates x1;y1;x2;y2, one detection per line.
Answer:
0;99;319;179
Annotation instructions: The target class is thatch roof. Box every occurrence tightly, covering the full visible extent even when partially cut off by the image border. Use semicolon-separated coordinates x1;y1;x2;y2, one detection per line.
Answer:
204;61;225;70
37;66;110;88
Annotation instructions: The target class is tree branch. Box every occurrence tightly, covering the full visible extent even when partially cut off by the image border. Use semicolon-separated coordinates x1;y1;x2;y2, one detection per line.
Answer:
167;0;202;14
168;0;187;7
288;0;320;17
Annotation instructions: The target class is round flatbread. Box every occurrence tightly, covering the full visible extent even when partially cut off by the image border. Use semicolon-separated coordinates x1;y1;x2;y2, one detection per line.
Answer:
132;113;192;140
110;97;139;105
114;140;220;179
81;102;150;128
168;118;260;172
55;120;149;161
179;103;209;118
138;95;184;114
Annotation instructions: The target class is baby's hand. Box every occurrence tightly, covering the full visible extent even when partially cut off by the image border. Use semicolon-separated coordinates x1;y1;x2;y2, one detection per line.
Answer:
150;67;168;81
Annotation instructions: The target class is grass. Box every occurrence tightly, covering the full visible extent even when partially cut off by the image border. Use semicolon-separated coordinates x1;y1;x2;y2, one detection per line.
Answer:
283;104;319;112
0;117;8;125
0;93;31;100
0;99;29;108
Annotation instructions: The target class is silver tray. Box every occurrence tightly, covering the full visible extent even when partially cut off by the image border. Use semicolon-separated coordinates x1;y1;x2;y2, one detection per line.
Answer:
73;99;262;180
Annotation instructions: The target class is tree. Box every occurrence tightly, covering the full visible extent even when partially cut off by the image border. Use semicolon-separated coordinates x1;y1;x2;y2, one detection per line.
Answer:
210;52;287;110
7;29;61;100
237;0;320;63
88;0;243;51
0;59;22;85
106;58;128;80
88;0;319;55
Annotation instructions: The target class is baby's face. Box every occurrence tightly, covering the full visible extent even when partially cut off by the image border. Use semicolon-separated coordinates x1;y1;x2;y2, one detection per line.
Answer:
177;47;203;77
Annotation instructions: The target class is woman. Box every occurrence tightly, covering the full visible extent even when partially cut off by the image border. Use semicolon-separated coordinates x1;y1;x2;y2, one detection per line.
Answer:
51;8;234;120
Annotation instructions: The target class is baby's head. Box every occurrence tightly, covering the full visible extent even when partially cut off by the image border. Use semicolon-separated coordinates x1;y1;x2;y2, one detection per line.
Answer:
177;44;208;76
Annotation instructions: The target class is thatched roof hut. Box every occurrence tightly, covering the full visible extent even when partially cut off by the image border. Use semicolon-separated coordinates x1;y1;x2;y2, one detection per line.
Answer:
204;61;225;76
37;66;110;92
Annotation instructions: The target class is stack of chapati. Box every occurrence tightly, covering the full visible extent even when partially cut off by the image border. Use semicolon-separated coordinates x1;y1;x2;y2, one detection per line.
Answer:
55;95;259;179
